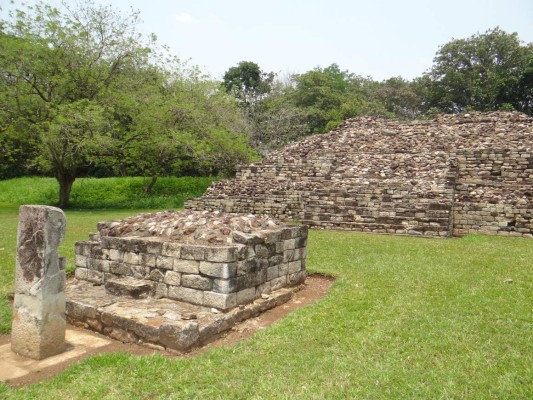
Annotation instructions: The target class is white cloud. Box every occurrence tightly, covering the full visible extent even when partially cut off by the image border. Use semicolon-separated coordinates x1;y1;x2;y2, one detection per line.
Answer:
175;12;193;23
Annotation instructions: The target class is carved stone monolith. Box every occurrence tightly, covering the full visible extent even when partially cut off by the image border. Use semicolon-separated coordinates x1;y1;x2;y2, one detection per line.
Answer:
11;205;67;360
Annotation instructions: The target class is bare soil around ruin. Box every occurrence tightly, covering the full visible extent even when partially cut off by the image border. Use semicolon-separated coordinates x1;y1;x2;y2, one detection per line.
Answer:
1;273;333;388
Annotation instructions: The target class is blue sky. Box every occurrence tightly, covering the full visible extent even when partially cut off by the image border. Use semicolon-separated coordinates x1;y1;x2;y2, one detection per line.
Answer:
2;0;532;81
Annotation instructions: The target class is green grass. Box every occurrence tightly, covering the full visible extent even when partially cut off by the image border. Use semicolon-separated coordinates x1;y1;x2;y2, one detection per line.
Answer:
0;204;531;398
0;176;216;209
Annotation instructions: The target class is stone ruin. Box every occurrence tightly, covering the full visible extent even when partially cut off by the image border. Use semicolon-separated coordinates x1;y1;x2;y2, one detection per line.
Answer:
186;111;532;238
67;210;307;351
11;205;67;360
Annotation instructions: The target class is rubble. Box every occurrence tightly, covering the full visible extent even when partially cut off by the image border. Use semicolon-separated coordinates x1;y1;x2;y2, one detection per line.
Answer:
187;112;532;238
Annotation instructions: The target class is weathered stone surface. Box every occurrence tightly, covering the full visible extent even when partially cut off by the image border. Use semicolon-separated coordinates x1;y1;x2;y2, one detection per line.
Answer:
65;276;300;351
105;277;154;298
73;209;307;311
185;112;531;238
181;274;212;291
11;205;67;360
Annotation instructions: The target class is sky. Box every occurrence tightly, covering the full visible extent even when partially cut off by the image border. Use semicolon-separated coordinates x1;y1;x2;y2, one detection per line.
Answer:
2;0;532;81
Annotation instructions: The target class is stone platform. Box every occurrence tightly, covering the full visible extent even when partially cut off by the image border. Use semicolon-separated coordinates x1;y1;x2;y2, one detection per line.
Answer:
65;279;298;352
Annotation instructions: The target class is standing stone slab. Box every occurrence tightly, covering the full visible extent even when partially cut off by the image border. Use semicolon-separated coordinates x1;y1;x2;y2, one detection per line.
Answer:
11;205;67;360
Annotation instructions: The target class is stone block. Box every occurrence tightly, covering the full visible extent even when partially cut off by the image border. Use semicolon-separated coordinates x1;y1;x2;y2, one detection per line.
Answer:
288;270;306;285
75;268;88;280
173;259;200;274
203;292;237;311
164;271;181;286
180;245;206;260
110;262;131;276
271;275;287;291
168;286;204;305
205;246;238;262
131;265;148;279
105;277;154;298
141;253;156;268
149;269;165;282
254;244;270;258
267;265;279;281
199;261;237;278
162;242;181;258
109;249;123;262
123;252;140;265
146;240;163;255
156;255;174;270
87;270;104;284
159;321;200;352
236;287;257;305
181;274;212;290
288;260;302;274
75;254;87;268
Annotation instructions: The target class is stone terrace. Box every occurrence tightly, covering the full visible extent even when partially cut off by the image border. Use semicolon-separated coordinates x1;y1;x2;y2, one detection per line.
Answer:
186;112;532;237
67;210;308;351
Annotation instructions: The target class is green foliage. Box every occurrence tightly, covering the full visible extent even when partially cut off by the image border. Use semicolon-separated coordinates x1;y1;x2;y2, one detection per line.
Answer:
0;176;216;209
424;27;533;114
0;2;254;204
223;61;275;108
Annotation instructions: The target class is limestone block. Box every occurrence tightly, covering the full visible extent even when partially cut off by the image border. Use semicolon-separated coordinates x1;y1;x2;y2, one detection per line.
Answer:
168;286;204;305
267;265;279;281
271;275;288;291
110;262;131;276
181;274;212;291
156;255;174;270
141;253;157;268
162;242;181;258
205;246;238;263
87;270;104;284
236;288;257;305
75;268;88;280
180;245;206;261
199;261;237;278
173;259;200;274
148;269;165;282
159;321;200;351
11;205;67;360
109;249;124;262
146;240;164;255
123;252;140;265
164;271;181;286
75;254;87;268
203;291;237;311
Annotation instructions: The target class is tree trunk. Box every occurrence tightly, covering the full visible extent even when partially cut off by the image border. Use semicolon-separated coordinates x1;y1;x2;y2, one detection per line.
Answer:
144;176;158;194
56;171;76;208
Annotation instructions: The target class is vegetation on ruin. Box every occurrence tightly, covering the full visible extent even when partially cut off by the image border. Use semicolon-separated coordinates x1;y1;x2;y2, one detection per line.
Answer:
0;202;532;398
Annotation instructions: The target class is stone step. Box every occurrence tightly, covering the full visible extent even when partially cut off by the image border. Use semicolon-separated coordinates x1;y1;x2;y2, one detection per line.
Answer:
66;279;296;352
105;277;154;298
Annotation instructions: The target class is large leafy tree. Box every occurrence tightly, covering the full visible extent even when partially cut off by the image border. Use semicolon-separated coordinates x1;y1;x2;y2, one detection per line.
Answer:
223;61;275;110
424;27;533;114
0;1;152;206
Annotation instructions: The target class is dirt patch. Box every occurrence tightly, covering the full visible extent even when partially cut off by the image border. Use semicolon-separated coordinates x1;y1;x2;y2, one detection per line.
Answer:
1;274;333;388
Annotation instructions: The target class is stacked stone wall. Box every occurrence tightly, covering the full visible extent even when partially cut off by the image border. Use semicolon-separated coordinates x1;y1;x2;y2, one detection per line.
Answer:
186;112;532;238
74;225;307;311
302;185;454;236
453;149;532;236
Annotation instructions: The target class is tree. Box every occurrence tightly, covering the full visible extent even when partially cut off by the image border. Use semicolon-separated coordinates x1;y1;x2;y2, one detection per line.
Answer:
223;61;275;110
424;27;533;114
0;1;152;206
291;64;391;133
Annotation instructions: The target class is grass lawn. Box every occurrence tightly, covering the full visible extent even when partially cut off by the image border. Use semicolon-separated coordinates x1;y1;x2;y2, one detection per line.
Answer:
0;206;531;399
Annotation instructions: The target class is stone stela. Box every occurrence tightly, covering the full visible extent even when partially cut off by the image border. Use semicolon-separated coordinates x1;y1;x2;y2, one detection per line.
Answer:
11;205;67;360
